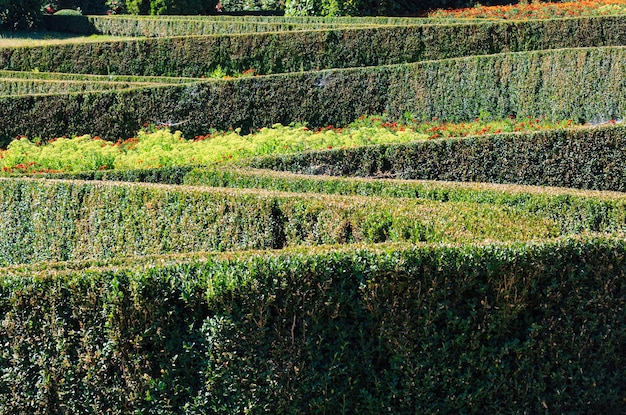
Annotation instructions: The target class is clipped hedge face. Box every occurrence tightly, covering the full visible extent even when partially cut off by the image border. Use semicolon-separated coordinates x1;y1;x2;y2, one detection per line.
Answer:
3;46;626;145
252;124;626;192
0;178;559;265
14;16;626;75
0;237;624;413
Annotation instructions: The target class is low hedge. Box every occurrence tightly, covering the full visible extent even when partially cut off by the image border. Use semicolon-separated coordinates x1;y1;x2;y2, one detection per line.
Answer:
42;14;357;36
8;15;626;77
182;167;626;234
0;236;624;413
252;124;626;192
3;46;626;145
0;178;557;265
0;79;161;97
0;70;201;83
22;164;626;235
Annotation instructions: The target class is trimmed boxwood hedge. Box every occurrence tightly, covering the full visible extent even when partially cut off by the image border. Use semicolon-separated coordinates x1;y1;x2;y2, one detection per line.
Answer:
24;163;626;235
182;166;626;234
9;15;626;77
3;46;626;145
252;124;626;192
0;236;624;413
0;178;557;265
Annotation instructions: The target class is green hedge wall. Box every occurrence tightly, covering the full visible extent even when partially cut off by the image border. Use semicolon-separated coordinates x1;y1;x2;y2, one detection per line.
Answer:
182;167;626;234
42;14;355;36
3;45;626;145
252;124;626;192
25;164;626;235
8;15;626;77
0;178;556;265
0;236;624;413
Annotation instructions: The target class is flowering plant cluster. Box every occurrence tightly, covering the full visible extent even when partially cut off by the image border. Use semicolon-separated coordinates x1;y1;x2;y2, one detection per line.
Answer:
0;115;580;174
429;0;626;20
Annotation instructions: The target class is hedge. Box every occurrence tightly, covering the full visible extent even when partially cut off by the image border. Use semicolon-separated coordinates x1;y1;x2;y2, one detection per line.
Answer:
0;70;198;97
3;45;626;145
0;235;624;413
0;78;163;97
22;163;626;235
41;13;463;37
252;123;626;192
0;178;557;265
42;13;357;36
9;15;626;77
0;69;201;83
182;166;626;235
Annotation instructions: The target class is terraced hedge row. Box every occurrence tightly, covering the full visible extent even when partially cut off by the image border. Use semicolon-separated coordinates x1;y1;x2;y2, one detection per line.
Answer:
42;14;359;36
253;124;626;192
41;14;467;37
3;46;626;144
0;178;556;265
1;236;624;413
0;71;197;98
8;15;626;77
32;163;626;235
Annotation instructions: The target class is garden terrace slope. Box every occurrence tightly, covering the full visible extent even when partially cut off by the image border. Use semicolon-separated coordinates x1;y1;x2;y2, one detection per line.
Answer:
7;15;626;77
3;46;626;143
252;124;626;192
0;236;624;413
0;178;557;265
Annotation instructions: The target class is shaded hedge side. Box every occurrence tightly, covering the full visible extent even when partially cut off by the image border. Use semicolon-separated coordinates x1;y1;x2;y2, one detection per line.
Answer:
8;16;626;77
0;236;624;413
253;124;626;192
3;46;626;145
0;178;556;265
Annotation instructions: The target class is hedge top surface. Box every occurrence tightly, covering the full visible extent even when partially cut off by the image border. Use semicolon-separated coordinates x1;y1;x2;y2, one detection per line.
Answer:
193;166;626;202
1;232;621;281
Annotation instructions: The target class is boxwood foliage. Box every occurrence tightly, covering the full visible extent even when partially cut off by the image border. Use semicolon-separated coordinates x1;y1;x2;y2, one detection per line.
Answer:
0;178;557;265
24;164;626;235
42;13;357;36
182;167;626;235
0;236;624;413
252;124;626;192
9;15;626;77
3;46;626;144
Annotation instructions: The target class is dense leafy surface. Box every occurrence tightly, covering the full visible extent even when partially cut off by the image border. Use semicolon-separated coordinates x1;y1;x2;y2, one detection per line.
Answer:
1;10;625;414
1;237;624;413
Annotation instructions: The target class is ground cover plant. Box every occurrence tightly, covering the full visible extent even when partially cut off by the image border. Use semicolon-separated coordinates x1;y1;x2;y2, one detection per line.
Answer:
0;4;625;414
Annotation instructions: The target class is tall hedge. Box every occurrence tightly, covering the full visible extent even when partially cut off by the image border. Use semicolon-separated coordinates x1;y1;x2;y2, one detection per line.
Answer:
3;46;626;144
14;15;626;76
0;236;624;413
